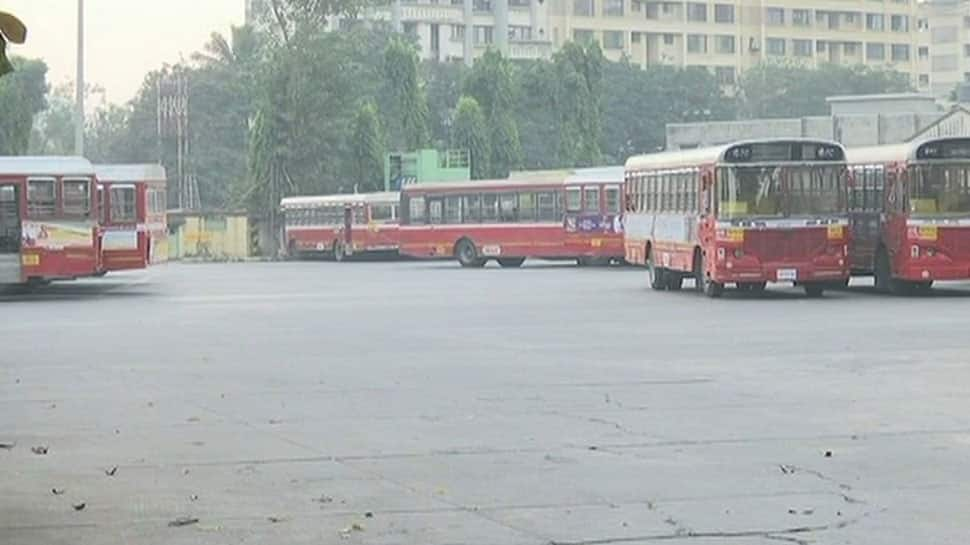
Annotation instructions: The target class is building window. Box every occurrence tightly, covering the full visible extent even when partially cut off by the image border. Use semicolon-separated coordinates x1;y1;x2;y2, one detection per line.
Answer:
687;34;708;54
474;25;493;44
891;43;910;61
450;24;465;42
932;26;958;44
917;18;928;31
474;0;492;11
793;39;812;57
766;7;785;26
714;4;734;23
866;42;885;60
573;0;595;17
792;9;811;26
715;66;736;85
509;25;532;41
687;2;707;22
890;15;908;32
663;33;675;45
866;13;884;31
573;29;595;43
844;12;858;26
919;73;929;87
430;23;440;52
844;42;859;56
603;0;623;16
766;37;786;56
965;44;970;57
933;54;959;71
964;16;970;28
965;72;970;82
817;11;838;30
919;46;929;59
403;22;417;35
631;32;641;43
817;40;828;53
715;34;736;54
603;30;624;49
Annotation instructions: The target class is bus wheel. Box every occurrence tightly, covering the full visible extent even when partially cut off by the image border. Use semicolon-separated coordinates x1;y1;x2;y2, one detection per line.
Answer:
803;283;825;298
456;239;485;268
497;257;526;268
576;257;589;267
874;248;892;293
666;273;683;291
914;280;933;292
333;241;347;262
647;252;666;290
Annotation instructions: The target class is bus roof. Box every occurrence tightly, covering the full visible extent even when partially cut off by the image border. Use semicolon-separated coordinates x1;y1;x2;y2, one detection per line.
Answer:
403;166;624;193
0;156;95;177
626;138;844;171
281;191;399;208
847;137;970;164
95;164;167;183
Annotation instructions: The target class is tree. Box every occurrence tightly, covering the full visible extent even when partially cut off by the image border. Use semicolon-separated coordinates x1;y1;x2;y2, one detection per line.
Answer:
382;37;430;151
739;61;912;119
0;57;48;155
423;60;465;148
254;0;383;44
463;49;520;178
553;41;604;167
0;11;26;77
513;60;559;170
350;102;385;191
451;96;490;179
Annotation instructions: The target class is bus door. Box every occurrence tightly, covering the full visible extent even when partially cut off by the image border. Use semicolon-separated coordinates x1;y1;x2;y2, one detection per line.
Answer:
883;167;908;262
343;205;353;255
0;184;21;283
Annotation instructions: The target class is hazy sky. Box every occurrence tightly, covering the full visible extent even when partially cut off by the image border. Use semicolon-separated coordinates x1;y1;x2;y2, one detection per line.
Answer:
4;0;245;103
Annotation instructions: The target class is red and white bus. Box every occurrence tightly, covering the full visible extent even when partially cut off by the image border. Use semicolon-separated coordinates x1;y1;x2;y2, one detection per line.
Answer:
397;167;625;267
847;137;970;293
95;164;169;272
624;139;850;297
281;192;400;261
0;156;100;285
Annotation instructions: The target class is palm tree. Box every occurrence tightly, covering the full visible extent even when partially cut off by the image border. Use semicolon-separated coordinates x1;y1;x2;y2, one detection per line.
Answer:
192;26;260;69
0;11;27;77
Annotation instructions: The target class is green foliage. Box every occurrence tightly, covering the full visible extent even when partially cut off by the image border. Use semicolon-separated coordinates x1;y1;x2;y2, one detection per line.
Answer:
463;49;520;178
738;61;912;119
451;96;490;179
351;102;385;191
383;37;430;151
423;60;465;147
513;60;559;170
553;41;604;167
0;57;48;155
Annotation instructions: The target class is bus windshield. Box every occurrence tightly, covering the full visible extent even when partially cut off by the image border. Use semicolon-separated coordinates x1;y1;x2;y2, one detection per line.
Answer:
909;164;970;216
718;165;846;219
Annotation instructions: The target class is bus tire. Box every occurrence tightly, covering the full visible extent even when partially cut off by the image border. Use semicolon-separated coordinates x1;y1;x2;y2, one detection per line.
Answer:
647;251;666;290
693;249;721;297
497;257;526;268
875;247;910;295
914;280;933;292
666;273;683;291
576;257;589;267
455;239;485;268
803;283;825;298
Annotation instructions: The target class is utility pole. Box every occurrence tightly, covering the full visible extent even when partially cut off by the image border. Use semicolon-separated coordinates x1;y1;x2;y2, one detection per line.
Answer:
75;0;85;156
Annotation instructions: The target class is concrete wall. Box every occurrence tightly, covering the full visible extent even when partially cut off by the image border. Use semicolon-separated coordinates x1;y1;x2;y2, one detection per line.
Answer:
168;214;251;261
829;96;939;116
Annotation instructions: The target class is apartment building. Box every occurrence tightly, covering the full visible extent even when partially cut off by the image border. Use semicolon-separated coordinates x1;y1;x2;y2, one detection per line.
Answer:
921;0;970;98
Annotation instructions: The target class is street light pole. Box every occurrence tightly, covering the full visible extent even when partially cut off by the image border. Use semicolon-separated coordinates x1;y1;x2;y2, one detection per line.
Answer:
75;0;85;156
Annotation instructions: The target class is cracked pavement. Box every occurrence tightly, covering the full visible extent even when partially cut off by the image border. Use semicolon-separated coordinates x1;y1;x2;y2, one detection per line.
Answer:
2;261;970;544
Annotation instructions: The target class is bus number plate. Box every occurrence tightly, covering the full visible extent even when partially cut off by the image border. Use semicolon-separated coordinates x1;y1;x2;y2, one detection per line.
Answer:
777;268;797;281
482;245;502;256
21;254;39;266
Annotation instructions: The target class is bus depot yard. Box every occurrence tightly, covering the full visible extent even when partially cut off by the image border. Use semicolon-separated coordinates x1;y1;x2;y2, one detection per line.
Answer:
2;260;970;545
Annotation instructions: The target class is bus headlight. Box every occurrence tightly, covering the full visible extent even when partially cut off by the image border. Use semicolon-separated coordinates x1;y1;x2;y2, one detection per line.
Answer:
911;245;919;258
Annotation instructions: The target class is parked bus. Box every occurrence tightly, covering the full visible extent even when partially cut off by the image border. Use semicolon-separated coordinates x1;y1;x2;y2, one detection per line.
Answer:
624;139;850;297
0;156;100;285
398;167;625;267
847;137;970;294
95;164;168;272
281;191;400;260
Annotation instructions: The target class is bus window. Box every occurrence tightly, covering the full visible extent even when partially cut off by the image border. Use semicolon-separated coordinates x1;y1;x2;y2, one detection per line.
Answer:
62;179;90;217
565;187;581;212
0;186;18;254
408;196;426;224
518;192;537;222
429;198;444;224
537;191;557;221
463;194;482;223
605;186;621;214
110;186;137;222
353;207;365;224
583;187;600;213
482;193;499;222
911;165;970;215
499;193;517;222
444;196;462;224
371;203;393;222
97;185;108;224
27;178;56;218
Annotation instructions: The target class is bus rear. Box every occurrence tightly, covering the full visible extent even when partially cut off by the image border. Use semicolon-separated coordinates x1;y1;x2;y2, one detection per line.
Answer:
563;167;625;266
0;157;99;285
95;164;169;272
710;141;850;296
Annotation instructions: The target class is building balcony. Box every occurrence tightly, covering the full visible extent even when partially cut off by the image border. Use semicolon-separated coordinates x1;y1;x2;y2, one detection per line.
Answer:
473;39;553;59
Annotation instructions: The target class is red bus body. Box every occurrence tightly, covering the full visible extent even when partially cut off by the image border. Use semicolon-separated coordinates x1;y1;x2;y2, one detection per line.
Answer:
847;137;970;293
624;139;850;297
95;164;169;272
398;168;625;267
0;157;99;284
281;192;400;260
